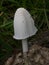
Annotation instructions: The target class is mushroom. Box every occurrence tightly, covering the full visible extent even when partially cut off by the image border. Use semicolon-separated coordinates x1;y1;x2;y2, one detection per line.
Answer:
13;8;38;64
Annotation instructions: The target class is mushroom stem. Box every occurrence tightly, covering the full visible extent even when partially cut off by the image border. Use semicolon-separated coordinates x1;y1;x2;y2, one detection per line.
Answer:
22;39;29;65
22;39;28;53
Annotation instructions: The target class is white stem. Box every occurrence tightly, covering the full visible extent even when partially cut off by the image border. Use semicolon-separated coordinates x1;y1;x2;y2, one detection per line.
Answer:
22;39;28;53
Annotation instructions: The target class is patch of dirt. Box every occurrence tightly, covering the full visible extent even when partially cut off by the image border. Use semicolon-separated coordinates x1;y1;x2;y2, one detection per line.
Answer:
5;44;49;65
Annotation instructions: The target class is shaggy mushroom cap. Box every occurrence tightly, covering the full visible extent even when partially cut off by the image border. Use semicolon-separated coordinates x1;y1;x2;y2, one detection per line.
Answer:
13;8;38;40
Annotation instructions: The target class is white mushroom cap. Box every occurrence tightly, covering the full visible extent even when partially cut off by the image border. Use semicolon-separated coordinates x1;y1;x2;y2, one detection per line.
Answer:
13;8;38;40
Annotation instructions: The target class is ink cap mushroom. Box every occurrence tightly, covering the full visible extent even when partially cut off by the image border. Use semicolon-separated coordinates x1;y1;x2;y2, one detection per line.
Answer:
13;8;38;53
